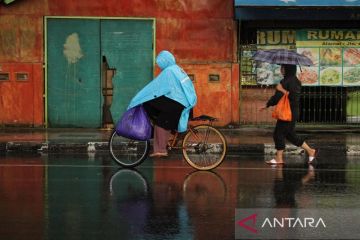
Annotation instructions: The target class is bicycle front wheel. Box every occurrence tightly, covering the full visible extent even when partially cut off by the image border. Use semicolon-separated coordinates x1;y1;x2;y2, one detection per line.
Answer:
182;125;227;170
109;131;150;168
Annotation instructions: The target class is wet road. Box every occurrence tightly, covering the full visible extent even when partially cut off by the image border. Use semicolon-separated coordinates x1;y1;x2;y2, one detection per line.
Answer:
1;150;360;240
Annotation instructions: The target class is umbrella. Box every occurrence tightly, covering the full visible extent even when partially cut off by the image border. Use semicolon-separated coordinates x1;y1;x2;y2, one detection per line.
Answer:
252;49;314;66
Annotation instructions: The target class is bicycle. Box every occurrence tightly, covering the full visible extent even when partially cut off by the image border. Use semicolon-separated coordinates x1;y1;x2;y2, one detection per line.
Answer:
109;115;227;170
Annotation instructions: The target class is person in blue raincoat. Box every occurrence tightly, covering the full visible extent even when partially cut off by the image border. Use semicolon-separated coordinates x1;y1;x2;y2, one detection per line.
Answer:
128;50;197;157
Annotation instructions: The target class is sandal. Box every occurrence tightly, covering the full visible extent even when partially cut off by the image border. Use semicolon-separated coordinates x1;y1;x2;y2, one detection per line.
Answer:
265;159;284;165
149;152;168;157
308;149;319;164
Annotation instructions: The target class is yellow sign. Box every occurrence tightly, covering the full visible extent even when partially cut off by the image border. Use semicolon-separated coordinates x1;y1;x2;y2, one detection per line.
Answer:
257;30;296;46
297;30;360;47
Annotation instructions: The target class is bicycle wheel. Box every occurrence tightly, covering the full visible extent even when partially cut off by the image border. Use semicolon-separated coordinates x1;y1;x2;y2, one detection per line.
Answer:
182;125;227;170
183;171;227;208
109;169;149;198
109;131;150;168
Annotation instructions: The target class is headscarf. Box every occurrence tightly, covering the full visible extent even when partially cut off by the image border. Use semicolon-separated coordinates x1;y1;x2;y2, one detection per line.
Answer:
282;64;297;78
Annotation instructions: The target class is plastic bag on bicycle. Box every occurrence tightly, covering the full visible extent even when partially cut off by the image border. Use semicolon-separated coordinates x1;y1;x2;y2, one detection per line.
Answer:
115;105;152;141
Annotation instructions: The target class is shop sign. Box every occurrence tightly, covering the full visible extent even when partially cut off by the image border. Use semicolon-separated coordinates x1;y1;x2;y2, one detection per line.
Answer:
297;29;360;87
252;29;360;87
296;30;360;47
257;30;296;46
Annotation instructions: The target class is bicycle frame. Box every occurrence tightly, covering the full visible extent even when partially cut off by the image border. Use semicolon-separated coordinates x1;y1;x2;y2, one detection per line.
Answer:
109;114;226;170
167;121;214;151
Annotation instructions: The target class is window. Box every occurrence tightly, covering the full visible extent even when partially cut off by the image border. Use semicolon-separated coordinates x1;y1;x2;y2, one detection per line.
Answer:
16;73;29;81
0;73;10;81
209;74;220;82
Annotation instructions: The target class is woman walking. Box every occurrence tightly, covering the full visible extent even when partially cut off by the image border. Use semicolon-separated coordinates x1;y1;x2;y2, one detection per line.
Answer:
261;64;317;165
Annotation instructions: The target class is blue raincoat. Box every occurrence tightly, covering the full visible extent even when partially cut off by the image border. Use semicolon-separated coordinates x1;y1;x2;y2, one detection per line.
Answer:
128;50;197;132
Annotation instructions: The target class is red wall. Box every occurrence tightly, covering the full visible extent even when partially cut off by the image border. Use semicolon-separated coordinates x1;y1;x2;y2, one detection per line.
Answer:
0;0;238;127
0;160;45;239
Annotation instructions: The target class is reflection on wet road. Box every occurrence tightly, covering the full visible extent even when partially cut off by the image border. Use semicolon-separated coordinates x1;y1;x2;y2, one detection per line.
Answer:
1;150;360;240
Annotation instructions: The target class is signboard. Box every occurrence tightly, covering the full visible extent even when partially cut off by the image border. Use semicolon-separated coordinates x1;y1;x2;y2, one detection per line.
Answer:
235;0;360;7
253;29;360;87
257;30;296;46
296;30;360;47
297;29;360;86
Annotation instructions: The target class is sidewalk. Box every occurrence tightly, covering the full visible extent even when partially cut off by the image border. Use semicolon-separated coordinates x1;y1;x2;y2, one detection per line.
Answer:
1;127;360;155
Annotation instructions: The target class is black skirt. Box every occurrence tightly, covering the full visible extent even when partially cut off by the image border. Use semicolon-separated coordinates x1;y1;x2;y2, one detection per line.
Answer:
143;96;185;131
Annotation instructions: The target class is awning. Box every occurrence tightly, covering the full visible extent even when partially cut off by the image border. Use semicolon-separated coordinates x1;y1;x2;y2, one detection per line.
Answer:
3;0;16;4
235;0;360;7
235;7;360;20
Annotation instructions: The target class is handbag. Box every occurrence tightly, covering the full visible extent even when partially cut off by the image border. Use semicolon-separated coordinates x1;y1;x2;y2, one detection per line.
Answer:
272;93;292;121
115;105;152;140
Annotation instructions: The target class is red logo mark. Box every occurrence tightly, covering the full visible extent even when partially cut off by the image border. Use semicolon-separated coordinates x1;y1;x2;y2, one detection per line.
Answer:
237;213;258;234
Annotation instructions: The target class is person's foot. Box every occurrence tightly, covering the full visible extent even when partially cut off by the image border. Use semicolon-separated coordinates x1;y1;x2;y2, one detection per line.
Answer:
149;152;168;157
265;159;284;165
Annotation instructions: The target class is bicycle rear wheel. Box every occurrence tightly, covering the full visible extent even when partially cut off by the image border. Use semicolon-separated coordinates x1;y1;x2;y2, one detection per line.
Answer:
182;125;227;170
109;131;150;168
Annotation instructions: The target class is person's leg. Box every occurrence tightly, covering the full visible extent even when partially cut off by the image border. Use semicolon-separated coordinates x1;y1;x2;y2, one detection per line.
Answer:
143;100;160;123
275;149;285;163
285;121;316;162
270;121;286;164
151;125;171;156
284;121;300;143
301;141;316;163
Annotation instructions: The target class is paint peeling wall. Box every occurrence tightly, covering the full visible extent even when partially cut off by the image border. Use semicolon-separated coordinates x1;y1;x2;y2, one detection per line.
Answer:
44;0;236;63
182;63;238;126
0;0;238;127
0;7;43;62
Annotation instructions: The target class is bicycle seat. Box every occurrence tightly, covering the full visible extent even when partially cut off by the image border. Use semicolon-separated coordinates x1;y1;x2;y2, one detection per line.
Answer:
190;115;218;122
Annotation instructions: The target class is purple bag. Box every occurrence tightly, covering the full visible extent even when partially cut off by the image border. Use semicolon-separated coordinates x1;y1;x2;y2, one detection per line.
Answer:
115;105;152;141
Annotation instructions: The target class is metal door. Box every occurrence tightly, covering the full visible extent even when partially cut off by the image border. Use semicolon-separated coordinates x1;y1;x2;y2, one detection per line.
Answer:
0;63;34;125
100;19;154;124
46;18;153;128
13;64;35;124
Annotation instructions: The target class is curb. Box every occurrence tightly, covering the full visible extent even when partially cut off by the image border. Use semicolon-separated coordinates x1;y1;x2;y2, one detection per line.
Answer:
4;141;109;153
2;141;265;154
0;141;356;155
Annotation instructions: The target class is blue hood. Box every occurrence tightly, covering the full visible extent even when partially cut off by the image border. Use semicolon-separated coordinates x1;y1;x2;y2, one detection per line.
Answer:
156;50;176;69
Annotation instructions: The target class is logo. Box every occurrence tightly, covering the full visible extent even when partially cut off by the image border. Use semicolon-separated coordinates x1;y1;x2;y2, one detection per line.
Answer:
237;213;258;234
236;209;360;239
236;213;326;235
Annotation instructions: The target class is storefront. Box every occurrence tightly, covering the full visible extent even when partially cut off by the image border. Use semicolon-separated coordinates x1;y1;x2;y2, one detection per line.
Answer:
235;0;360;125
